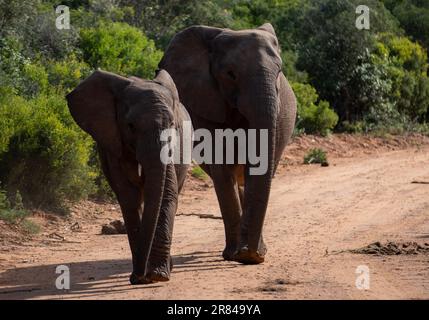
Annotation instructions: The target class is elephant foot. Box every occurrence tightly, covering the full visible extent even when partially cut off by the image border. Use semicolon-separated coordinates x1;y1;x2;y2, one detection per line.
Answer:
146;269;170;282
222;244;238;261
129;272;153;285
146;257;173;282
234;245;266;265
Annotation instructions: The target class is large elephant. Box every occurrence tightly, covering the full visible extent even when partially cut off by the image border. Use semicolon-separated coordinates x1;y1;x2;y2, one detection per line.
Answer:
159;23;297;264
66;69;191;284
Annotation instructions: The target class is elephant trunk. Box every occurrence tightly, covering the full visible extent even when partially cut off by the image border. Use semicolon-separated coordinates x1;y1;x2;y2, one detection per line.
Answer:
135;134;167;276
239;73;278;254
148;161;177;261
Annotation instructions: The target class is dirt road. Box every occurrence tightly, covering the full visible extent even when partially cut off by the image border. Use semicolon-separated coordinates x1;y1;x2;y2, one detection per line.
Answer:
1;145;429;299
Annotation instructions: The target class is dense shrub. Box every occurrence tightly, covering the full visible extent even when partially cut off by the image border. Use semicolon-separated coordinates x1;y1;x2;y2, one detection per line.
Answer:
0;38;28;92
0;91;95;212
46;54;91;92
292;82;339;135
358;34;429;130
303;148;329;166
0;186;39;233
80;22;162;78
378;35;429;121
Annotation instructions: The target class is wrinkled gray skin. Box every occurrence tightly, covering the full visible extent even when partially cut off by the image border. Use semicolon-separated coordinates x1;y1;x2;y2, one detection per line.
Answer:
160;23;297;264
66;69;191;284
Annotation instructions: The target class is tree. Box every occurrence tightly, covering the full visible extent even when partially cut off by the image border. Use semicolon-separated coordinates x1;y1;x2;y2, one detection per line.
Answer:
229;0;309;51
0;0;37;37
383;0;429;52
119;0;233;48
296;0;401;122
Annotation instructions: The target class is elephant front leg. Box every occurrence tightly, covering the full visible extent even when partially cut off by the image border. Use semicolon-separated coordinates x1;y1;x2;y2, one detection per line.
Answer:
234;169;271;265
98;151;148;284
235;183;267;264
211;165;242;261
146;163;178;282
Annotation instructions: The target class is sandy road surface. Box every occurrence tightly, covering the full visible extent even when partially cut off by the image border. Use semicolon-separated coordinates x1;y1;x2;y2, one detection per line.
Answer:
1;146;429;299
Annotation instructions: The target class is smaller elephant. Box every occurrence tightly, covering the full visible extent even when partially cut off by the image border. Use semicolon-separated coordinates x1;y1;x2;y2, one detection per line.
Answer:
66;69;191;284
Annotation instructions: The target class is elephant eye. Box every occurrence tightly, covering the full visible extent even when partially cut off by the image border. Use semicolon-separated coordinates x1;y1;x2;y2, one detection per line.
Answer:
227;70;237;81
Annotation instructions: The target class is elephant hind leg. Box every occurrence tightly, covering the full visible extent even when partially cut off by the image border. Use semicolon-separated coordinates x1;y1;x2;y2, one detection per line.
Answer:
211;165;242;261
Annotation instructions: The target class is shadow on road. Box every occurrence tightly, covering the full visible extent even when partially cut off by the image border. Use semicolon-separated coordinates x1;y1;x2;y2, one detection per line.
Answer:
0;250;236;299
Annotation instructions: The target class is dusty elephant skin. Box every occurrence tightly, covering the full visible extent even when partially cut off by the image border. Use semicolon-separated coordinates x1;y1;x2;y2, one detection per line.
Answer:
160;23;297;264
66;69;191;284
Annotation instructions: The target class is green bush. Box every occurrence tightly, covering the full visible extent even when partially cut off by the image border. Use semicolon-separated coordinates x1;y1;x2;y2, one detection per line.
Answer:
46;54;91;92
0;91;95;212
303;148;329;166
0;188;26;222
0;187;39;233
292;82;339;136
20;60;50;97
349;33;429;131
377;35;429;121
80;22;163;78
0;37;28;90
340;121;365;134
191;165;208;180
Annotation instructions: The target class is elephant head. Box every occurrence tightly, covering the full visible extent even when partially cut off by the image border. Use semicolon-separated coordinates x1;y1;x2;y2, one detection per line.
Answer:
160;24;286;259
66;69;181;280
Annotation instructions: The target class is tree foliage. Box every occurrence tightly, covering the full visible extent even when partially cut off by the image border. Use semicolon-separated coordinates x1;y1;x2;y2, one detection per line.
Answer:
296;0;401;121
383;0;429;52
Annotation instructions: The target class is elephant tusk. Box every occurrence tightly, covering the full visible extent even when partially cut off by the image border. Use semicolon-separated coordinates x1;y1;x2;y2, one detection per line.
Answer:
138;164;142;177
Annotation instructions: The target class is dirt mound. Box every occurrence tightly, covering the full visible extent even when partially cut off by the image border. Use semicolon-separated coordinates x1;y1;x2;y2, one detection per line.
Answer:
350;241;429;255
282;133;429;166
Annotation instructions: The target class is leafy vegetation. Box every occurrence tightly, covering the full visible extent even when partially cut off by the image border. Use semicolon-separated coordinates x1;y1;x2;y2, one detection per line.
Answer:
191;165;208;180
0;0;428;214
80;21;162;78
0;188;40;233
303;148;329;166
292;82;338;136
0;90;95;212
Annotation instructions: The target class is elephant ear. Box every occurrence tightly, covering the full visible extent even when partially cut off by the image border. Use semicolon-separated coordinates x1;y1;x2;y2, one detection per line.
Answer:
257;23;277;37
159;26;227;123
66;70;131;155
